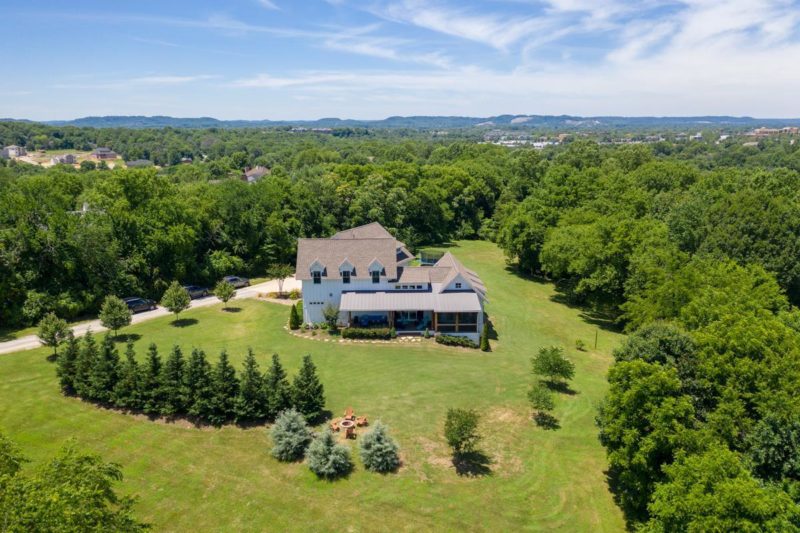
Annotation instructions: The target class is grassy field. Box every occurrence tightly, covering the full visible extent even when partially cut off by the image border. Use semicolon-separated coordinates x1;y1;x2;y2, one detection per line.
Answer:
0;241;626;532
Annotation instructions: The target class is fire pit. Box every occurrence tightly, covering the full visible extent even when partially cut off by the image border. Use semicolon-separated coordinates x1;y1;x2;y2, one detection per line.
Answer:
339;419;355;429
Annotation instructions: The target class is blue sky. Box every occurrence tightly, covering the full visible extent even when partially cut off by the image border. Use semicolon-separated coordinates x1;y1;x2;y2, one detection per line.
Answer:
3;0;800;120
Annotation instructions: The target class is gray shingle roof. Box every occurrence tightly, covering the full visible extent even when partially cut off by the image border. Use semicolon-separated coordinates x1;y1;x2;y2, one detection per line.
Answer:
295;237;398;280
331;222;394;240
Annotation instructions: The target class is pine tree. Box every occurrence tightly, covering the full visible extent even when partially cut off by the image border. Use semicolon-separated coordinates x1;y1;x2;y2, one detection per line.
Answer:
87;334;120;403
307;429;353;479
56;331;79;395
359;421;401;473
235;349;267;423
141;343;163;415
289;304;300;330
159;345;186;417
263;354;292;420
208;350;239;426
184;348;214;423
269;408;312;462
114;343;142;410
74;330;99;398
292;354;325;422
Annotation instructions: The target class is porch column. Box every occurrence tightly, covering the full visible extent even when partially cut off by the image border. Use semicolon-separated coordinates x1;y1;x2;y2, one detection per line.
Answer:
433;312;437;332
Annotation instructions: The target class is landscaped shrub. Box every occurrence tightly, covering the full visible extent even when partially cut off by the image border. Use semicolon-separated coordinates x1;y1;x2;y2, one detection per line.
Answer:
436;334;479;349
575;339;587;351
307;429;353;479
288;288;301;300
359;421;401;473
480;323;490;352
444;408;481;454
289;303;300;330
270;408;313;461
342;327;393;340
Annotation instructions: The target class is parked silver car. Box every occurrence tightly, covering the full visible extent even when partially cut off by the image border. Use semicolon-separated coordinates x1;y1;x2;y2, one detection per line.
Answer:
223;276;250;289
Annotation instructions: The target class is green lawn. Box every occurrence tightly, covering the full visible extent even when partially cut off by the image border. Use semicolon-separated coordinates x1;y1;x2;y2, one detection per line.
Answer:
0;241;626;532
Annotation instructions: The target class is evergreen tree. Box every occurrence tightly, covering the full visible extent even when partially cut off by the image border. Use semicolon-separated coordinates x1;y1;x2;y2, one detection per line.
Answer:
270;408;313;462
114;343;142;410
140;344;163;415
289;304;300;330
184;348;214;422
480;322;490;352
307;429;353;479
56;331;79;395
159;345;186;417
292;354;325;422
87;334;120;403
263;354;292;420
74;330;99;398
208;350;239;425
235;349;267;422
359;421;401;473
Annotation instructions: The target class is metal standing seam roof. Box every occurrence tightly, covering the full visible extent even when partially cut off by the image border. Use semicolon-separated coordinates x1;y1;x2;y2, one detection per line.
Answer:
339;291;482;313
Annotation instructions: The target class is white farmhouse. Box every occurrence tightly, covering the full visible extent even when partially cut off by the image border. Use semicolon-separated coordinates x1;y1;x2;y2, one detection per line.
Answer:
295;222;487;342
1;145;26;159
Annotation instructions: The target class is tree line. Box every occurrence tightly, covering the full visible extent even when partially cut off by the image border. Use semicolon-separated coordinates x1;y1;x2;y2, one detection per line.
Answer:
55;331;326;426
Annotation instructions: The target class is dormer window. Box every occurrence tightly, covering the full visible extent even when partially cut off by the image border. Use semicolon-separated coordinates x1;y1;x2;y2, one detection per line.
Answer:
372;271;380;283
342;271;351;284
312;271;321;284
455;282;462;289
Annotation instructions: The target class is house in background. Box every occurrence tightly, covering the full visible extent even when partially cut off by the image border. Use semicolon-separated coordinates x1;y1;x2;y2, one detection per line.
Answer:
90;147;118;160
125;159;154;168
50;153;78;165
295;222;487;342
1;145;26;159
243;166;269;183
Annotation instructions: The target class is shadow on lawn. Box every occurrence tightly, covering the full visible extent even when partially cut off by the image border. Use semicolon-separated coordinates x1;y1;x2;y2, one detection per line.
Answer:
542;380;579;396
533;412;560;430
222;307;242;313
171;318;198;328
113;333;142;343
452;450;493;477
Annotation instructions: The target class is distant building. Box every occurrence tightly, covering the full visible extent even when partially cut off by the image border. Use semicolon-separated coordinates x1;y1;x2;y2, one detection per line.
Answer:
125;159;153;168
243;166;269;183
90;147;118;160
1;145;26;159
180;156;193;164
781;127;800;135
749;127;780;137
50;153;78;165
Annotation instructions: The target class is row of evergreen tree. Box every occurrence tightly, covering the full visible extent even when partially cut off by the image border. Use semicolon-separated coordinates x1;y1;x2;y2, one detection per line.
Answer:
55;331;326;426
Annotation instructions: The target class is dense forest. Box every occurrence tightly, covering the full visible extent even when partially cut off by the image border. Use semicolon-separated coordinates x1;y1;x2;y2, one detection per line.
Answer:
3;121;800;527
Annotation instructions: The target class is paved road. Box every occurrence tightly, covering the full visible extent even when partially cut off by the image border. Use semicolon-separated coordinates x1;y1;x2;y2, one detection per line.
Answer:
0;277;301;356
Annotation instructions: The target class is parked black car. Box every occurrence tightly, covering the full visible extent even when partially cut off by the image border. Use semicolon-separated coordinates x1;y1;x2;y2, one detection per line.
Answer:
183;285;210;299
123;296;156;313
223;275;250;289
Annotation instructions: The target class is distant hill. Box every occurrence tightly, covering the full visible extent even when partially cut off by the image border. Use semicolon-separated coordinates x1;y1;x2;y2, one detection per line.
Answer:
22;114;800;130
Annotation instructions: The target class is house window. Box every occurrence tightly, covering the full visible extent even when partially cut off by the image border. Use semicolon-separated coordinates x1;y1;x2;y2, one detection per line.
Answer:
342;271;351;284
372;271;380;283
455;283;462;289
312;271;321;284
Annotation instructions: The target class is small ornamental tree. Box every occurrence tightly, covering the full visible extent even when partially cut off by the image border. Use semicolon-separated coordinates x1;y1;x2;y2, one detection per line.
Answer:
263;354;292;420
99;295;132;337
208;350;239;425
270;408;313;462
527;383;555;414
159;345;186;417
289;303;301;330
213;280;236;310
307;429;353;479
56;331;79;394
531;346;575;386
114;343;142;410
359;421;401;473
161;281;191;321
292;354;326;422
444;408;481;455
38;312;69;357
235;349;267;422
184;348;214;422
267;263;295;296
322;304;339;332
480;322;490;352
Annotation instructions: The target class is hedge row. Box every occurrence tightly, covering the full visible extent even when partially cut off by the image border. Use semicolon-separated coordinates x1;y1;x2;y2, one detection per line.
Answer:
341;327;396;340
435;334;479;349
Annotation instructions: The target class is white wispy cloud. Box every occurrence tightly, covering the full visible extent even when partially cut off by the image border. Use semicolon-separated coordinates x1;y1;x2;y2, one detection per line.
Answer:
256;0;280;10
54;75;217;90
